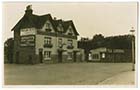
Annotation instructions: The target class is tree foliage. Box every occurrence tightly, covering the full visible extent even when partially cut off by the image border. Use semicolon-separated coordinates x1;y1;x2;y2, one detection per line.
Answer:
4;38;14;63
78;34;134;50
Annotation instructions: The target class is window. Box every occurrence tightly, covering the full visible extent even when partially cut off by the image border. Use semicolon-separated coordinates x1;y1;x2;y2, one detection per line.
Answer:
102;53;105;58
92;54;99;59
44;37;51;45
44;51;51;60
45;22;51;32
67;40;73;46
67;40;73;49
46;22;51;29
44;37;52;48
68;52;72;59
58;38;63;47
57;24;63;32
68;28;73;36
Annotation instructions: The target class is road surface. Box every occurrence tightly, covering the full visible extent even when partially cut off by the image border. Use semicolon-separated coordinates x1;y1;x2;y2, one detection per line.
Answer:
4;62;134;85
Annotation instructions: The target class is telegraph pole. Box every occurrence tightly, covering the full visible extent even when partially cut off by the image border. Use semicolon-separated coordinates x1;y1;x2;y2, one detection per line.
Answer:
130;27;135;71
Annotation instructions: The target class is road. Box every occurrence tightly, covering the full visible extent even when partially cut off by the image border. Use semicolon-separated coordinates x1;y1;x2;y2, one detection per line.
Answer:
4;62;134;85
98;71;135;85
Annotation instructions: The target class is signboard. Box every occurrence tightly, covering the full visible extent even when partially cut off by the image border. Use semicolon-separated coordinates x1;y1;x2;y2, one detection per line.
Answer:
20;28;36;36
113;49;124;53
20;35;35;46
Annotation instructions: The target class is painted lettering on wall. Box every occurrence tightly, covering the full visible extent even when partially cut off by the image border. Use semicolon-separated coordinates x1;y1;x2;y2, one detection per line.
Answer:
20;35;35;46
20;28;36;36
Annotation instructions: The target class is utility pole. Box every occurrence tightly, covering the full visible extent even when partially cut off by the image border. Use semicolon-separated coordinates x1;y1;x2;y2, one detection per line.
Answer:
130;27;135;71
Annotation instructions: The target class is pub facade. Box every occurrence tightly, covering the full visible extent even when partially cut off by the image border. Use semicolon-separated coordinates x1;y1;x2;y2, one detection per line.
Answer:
12;5;83;64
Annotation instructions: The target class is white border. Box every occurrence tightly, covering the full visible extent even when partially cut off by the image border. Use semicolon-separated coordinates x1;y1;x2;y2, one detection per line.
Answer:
0;0;139;90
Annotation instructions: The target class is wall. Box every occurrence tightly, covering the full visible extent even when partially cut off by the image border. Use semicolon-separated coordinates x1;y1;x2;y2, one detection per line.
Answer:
35;32;80;63
13;28;37;64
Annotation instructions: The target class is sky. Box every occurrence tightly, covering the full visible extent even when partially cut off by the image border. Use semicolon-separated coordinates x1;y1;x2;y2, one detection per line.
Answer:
2;2;137;42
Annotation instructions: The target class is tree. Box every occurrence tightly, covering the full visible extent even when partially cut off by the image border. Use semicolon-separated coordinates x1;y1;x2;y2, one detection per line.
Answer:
4;38;14;63
92;34;105;49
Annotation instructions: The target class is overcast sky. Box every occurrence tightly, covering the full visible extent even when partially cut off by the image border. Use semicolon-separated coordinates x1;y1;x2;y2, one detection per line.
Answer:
3;2;137;42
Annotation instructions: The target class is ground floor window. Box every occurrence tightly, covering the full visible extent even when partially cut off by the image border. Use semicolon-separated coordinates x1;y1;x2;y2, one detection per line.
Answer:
44;51;51;60
89;53;92;60
92;54;99;59
67;52;73;59
101;53;105;58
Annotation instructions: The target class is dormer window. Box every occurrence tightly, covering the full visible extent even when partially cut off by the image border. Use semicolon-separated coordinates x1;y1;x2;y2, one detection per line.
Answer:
68;28;73;36
46;22;51;29
57;24;63;32
45;22;51;32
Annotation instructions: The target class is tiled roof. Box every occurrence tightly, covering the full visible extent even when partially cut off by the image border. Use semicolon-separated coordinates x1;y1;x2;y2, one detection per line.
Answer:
11;13;79;35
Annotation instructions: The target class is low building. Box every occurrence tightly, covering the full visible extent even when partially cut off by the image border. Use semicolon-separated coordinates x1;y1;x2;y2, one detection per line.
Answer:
12;5;83;64
89;47;131;62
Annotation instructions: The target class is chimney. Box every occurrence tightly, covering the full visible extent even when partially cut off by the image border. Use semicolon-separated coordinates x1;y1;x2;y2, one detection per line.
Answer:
25;5;33;15
54;17;57;20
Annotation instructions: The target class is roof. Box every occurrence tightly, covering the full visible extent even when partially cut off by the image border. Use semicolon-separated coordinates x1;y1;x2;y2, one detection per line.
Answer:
90;47;124;53
11;13;79;35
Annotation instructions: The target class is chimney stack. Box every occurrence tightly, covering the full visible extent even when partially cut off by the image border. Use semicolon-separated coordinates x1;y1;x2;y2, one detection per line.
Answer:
25;5;33;15
54;17;57;20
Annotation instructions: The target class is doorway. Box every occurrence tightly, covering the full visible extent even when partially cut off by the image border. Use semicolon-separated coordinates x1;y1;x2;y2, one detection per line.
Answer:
73;52;77;62
15;51;19;64
58;51;62;63
39;51;43;63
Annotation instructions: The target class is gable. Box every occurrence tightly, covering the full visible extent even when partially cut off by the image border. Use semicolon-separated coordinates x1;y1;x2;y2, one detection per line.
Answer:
11;14;52;31
65;25;75;36
11;11;79;36
40;20;55;33
57;23;64;32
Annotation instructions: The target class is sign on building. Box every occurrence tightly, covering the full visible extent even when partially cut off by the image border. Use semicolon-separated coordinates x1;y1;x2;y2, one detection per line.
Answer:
20;28;36;36
20;35;35;46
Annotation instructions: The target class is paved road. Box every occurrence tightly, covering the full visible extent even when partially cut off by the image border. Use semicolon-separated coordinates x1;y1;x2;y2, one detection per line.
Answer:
4;63;134;85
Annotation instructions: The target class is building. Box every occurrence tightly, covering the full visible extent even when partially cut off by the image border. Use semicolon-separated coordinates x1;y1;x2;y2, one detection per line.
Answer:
89;47;132;62
12;5;82;64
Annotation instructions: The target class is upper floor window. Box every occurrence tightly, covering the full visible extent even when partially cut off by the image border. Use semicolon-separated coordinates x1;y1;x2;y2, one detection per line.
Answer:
68;28;73;36
46;22;51;29
58;38;63;47
44;37;51;45
67;40;73;46
67;39;74;49
44;37;52;48
45;22;52;32
57;24;63;32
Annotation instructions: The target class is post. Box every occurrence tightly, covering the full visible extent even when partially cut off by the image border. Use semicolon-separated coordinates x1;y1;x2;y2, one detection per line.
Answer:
130;27;135;71
131;37;135;71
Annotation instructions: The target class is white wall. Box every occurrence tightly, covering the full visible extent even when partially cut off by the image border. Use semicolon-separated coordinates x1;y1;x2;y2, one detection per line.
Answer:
35;34;78;55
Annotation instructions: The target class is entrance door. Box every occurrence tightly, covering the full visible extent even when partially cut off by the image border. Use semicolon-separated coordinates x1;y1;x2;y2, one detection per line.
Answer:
39;51;43;63
28;55;33;64
73;52;77;62
58;51;62;63
16;52;19;64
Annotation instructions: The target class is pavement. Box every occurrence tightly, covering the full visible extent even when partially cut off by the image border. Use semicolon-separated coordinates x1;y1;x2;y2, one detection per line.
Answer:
98;71;135;85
